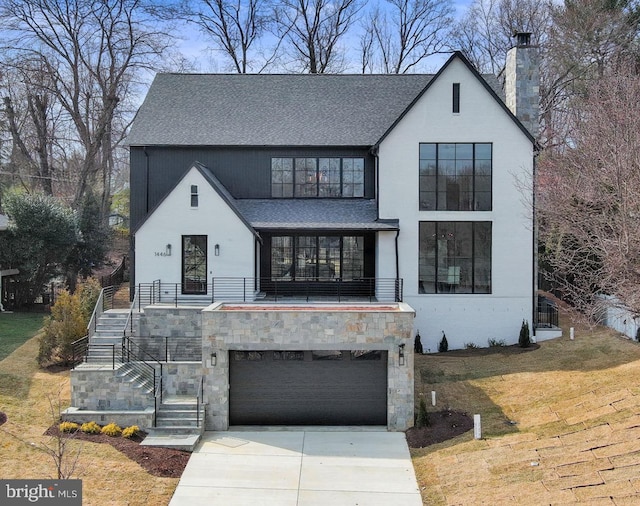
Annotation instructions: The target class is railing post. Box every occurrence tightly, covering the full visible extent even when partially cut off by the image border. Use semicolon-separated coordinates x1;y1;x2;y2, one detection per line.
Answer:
175;283;178;307
211;277;215;303
165;336;168;362
243;277;246;302
338;278;341;302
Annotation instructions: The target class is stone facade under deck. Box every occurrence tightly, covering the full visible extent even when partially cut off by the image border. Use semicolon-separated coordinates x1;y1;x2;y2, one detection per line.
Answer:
201;302;416;431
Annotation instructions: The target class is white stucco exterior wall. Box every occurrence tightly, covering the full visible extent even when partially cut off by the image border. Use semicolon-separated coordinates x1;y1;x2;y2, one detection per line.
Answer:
135;167;255;287
377;57;534;350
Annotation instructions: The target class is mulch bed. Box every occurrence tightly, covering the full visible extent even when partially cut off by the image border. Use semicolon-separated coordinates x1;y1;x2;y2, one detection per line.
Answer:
406;410;474;448
423;343;540;358
44;426;190;478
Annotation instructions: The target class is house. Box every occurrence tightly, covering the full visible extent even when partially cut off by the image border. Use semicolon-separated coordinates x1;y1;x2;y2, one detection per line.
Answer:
67;36;559;436
0;213;19;312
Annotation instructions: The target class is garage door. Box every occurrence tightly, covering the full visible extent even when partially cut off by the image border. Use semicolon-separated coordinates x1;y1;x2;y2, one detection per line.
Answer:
229;350;387;425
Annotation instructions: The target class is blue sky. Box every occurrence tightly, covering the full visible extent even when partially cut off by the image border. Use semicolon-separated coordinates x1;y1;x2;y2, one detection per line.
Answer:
173;0;476;73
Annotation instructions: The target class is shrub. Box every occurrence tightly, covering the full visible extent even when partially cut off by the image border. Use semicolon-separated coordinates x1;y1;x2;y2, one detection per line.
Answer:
122;425;140;439
438;332;448;353
38;290;86;366
80;421;101;434
519;320;531;348
488;338;506;347
101;423;122;437
77;277;102;322
59;421;79;433
416;398;430;428
465;342;478;349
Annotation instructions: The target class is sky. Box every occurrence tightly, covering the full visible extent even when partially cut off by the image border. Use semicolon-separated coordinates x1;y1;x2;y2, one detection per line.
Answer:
172;0;476;74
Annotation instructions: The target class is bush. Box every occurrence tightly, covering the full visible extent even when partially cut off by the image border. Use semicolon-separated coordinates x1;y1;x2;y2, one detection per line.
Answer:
438;332;448;353
38;290;86;366
80;421;101;434
416;398;430;428
59;421;79;433
488;338;506;347
77;277;102;322
122;425;140;439
519;320;531;348
465;342;478;349
101;423;122;437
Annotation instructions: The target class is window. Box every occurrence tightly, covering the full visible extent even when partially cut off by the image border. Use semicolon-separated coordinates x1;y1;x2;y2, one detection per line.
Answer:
453;83;460;113
419;143;492;211
270;235;364;281
419;222;491;294
182;235;207;294
190;185;198;207
271;157;364;198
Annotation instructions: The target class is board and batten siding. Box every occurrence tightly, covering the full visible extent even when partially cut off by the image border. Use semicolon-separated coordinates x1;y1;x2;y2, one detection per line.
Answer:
377;57;534;350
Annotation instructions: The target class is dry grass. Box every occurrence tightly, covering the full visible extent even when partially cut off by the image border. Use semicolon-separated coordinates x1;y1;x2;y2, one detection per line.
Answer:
413;309;640;504
0;333;178;506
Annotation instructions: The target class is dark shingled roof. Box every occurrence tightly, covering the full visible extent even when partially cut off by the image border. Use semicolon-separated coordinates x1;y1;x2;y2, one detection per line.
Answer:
236;199;399;230
127;70;505;147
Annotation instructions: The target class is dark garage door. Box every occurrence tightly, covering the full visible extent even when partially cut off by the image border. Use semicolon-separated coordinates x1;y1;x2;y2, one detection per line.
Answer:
229;350;387;425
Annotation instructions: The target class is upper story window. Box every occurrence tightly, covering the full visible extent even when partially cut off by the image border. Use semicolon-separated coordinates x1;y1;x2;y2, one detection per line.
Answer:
271;157;364;198
419;143;492;211
190;185;198;207
452;83;460;113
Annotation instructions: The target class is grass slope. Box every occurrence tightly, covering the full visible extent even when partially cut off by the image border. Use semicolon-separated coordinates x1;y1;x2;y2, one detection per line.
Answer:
413;311;640;504
0;313;44;360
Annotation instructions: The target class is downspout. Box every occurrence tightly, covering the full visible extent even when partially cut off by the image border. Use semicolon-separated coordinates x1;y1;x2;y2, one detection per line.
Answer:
143;146;150;213
532;150;538;337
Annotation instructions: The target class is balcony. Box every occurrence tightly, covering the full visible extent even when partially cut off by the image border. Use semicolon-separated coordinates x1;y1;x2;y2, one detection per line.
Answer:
135;277;403;308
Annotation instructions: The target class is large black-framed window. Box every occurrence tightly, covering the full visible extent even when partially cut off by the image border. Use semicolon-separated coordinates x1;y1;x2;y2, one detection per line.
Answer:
271;157;364;198
182;235;207;294
419;143;492;211
270;235;364;281
419;222;491;294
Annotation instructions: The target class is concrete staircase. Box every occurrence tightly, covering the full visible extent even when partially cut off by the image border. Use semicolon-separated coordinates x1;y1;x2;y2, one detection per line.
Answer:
142;395;204;451
86;309;130;363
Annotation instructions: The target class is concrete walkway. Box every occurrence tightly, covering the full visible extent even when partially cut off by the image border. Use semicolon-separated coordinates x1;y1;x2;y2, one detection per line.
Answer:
169;429;422;506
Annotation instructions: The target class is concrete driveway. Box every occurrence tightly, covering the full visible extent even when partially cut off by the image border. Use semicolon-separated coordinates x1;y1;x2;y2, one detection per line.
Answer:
169;429;422;506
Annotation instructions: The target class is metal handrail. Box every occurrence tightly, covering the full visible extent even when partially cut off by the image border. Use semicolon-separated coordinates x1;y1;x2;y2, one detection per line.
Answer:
123;287;140;338
196;375;204;427
71;335;89;368
122;337;163;404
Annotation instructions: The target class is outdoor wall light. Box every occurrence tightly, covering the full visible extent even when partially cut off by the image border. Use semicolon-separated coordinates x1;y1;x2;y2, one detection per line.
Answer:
166;244;172;256
398;343;405;366
210;352;217;367
214;244;220;256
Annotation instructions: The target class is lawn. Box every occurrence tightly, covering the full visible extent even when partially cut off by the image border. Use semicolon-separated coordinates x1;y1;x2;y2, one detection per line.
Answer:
413;308;640;504
0;312;45;360
0;326;178;505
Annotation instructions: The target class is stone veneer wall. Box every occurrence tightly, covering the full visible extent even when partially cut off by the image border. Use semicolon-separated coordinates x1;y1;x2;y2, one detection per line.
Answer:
70;366;155;411
138;306;202;339
505;43;540;138
163;363;204;396
201;302;416;431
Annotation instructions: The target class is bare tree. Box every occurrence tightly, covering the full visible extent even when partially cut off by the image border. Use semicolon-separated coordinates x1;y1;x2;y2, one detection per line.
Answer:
361;0;454;74
276;0;362;73
0;0;174;219
537;65;640;320
178;0;277;73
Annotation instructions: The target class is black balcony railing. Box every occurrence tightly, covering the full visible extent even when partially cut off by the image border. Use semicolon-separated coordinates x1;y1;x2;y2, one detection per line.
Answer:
135;277;403;308
536;295;559;328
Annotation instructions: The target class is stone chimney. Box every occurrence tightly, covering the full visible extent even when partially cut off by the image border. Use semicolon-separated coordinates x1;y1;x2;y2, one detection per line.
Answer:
505;32;539;138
